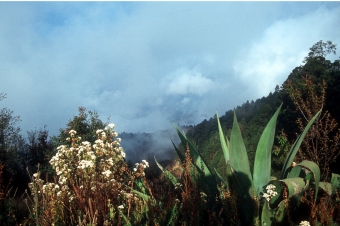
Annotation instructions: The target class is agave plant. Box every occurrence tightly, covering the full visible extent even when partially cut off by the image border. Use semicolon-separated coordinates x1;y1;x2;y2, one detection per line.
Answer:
215;104;327;225
156;104;340;225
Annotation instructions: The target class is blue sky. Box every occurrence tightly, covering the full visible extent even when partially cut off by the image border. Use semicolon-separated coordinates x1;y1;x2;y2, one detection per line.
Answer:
1;2;340;136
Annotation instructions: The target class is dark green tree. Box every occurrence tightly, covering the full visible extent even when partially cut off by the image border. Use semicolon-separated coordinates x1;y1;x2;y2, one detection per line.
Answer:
0;93;27;192
52;106;107;148
303;40;337;63
26;127;54;177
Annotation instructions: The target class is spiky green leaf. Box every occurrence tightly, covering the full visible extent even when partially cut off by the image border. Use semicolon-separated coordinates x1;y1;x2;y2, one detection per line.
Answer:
298;160;320;201
172;123;212;177
171;140;185;163
281;109;322;178
253;104;282;194
262;199;286;225
154;156;179;186
229;111;255;224
286;165;302;178
331;173;340;194
216;112;229;163
229;111;253;192
319;182;332;196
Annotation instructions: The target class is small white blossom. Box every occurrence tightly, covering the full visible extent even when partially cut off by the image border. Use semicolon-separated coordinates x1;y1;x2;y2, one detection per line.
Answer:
108;123;115;129
121;151;126;158
69;130;77;137
299;221;310;226
106;158;114;166
142;160;149;168
102;170;112;178
263;184;278;202
118;205;124;209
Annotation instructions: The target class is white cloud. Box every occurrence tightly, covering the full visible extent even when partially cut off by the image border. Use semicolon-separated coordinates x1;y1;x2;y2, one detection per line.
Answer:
181;98;190;105
165;68;214;96
233;6;340;98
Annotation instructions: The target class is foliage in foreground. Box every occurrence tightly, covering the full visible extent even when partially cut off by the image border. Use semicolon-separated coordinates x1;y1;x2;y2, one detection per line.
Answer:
156;105;340;225
1;106;338;225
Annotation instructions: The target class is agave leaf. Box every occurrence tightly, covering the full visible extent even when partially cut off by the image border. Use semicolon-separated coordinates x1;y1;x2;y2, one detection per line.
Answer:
331;173;340;194
171;140;185;163
172;123;212;177
216;112;229;163
132;189;151;201
253;104;282;194
172;123;218;206
167;203;179;226
154;156;179;186
276;177;306;210
118;209;132;226
267;177;306;210
281;177;306;198
228;111;256;224
262;199;286;226
281;109;322;179
297;160;320;201
286;165;302;178
229;111;254;193
214;168;228;187
319;182;332;196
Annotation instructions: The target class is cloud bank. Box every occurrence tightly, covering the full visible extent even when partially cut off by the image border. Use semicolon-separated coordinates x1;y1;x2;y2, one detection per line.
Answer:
0;2;339;137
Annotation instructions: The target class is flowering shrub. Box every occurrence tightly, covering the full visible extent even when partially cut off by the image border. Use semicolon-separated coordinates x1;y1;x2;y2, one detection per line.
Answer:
27;124;152;225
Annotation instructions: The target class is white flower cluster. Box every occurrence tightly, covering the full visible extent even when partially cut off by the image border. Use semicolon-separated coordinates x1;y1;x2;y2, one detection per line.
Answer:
263;184;278;202
133;160;149;176
49;126;126;179
299;221;310;226
39;125;126;200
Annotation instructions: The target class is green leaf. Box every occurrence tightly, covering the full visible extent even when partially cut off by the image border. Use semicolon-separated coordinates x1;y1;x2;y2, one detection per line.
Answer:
261;199;286;225
172;123;219;206
331;173;340;194
319;182;332;196
154;156;179;186
214;168;227;186
166;203;179;226
118;209;132;226
286;165;303;178
216;111;229;163
229;111;255;225
280;177;306;201
229;111;254;193
298;160;320;201
281;109;322;179
172;123;212;177
253;104;282;194
171;140;185;163
132;189;151;201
